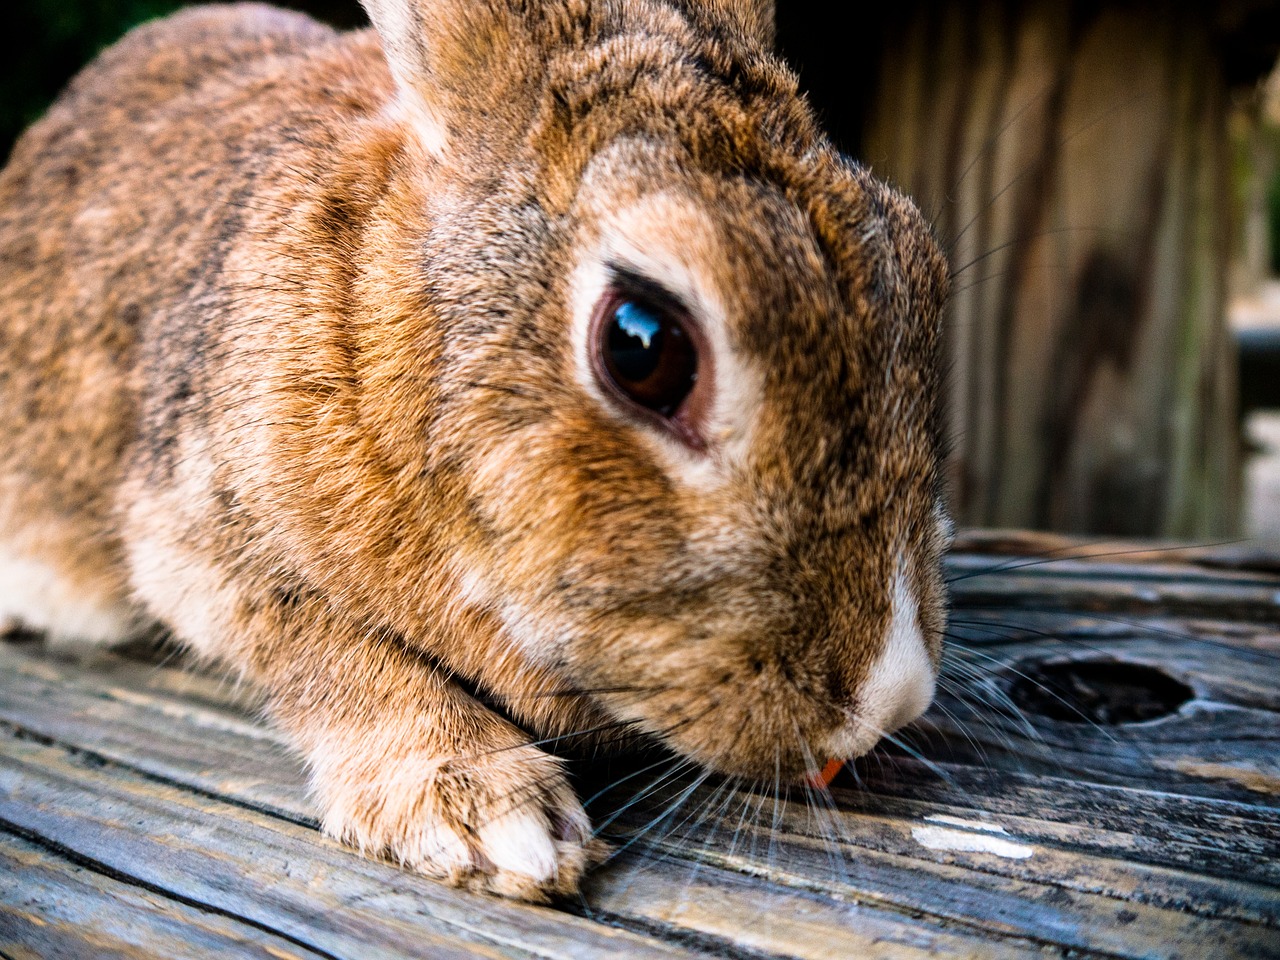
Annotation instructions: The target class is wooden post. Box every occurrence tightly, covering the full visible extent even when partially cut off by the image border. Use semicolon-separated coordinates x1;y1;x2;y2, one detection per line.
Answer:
801;1;1251;537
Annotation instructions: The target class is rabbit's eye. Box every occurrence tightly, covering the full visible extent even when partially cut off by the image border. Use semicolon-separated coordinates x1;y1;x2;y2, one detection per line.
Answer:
597;297;697;417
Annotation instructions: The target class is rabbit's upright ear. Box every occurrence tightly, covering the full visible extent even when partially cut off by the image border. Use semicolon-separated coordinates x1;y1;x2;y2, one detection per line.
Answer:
682;0;774;47
360;0;541;156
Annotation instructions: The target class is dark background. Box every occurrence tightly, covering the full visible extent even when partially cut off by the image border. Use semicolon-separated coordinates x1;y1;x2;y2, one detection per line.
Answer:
3;2;368;164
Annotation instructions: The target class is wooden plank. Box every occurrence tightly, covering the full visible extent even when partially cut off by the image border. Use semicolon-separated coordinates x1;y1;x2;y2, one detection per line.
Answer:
582;858;1057;960
946;606;1280;662
0;645;1053;959
3;636;1278;958
950;530;1280;573
593;776;1279;959
0;731;698;960
0;830;330;960
613;777;1280;927
930;615;1280;803
946;558;1280;621
840;762;1280;880
0;641;310;824
947;630;1280;714
1;545;1277;958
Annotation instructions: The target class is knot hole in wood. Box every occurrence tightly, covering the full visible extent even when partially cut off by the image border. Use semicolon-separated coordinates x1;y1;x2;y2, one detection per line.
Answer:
1004;658;1194;726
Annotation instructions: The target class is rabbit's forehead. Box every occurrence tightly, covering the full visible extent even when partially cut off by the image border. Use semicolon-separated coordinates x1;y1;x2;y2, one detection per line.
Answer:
572;138;912;355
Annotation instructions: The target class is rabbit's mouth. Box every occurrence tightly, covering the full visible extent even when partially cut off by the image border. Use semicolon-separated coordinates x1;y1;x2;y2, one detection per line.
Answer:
558;564;940;783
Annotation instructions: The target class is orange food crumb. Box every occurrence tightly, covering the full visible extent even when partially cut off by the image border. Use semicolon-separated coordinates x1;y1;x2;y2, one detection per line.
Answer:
808;758;845;789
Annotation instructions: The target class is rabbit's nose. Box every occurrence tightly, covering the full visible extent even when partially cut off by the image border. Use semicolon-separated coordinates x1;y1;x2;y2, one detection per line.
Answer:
821;565;936;759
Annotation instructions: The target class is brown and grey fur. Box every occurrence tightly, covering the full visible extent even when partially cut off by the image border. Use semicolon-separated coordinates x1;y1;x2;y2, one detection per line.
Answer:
0;0;950;899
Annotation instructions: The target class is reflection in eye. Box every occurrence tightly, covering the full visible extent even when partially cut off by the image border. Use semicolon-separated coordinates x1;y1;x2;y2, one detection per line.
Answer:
609;301;665;382
616;301;660;348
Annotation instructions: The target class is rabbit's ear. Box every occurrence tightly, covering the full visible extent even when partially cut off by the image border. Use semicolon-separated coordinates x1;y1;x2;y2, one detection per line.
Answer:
682;0;774;47
360;0;539;156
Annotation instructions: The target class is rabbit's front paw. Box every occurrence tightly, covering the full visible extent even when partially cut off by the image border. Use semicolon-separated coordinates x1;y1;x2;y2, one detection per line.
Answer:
316;742;606;901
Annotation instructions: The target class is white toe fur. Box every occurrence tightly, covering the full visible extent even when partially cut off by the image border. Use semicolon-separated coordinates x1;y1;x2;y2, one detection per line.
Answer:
478;811;559;882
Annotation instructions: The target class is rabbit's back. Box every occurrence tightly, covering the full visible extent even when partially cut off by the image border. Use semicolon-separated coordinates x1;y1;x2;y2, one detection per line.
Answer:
0;5;369;645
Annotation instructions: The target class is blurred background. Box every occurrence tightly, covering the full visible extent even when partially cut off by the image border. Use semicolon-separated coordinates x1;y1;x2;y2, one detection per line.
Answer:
4;0;1280;544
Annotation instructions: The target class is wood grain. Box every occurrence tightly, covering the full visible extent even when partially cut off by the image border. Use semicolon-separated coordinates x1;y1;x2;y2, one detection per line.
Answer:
0;831;330;960
1;542;1277;958
858;1;1241;538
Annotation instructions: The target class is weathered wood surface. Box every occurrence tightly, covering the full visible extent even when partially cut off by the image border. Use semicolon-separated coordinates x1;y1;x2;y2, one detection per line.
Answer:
836;1;1255;538
1;536;1278;958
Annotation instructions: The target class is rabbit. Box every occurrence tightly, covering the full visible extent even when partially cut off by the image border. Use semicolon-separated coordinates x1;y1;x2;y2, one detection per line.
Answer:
0;0;952;900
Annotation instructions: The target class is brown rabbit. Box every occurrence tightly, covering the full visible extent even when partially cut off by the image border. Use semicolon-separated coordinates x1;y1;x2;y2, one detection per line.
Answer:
0;0;951;900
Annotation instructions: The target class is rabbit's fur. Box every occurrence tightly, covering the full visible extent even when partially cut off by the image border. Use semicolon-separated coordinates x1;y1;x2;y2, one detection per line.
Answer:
0;0;950;899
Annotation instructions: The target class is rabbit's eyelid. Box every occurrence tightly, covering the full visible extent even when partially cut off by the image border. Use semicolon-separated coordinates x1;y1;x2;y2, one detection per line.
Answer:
594;246;723;344
594;198;760;454
604;265;692;326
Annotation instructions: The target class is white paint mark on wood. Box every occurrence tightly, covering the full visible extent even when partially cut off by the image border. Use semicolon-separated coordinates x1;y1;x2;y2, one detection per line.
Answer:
912;824;1033;860
923;814;1008;834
